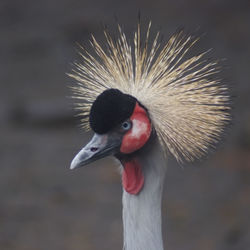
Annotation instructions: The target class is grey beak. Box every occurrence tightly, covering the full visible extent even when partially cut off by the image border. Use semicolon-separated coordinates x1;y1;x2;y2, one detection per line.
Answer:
70;133;121;170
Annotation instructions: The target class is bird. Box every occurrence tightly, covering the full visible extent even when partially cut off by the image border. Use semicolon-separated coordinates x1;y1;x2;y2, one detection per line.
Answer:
69;22;230;250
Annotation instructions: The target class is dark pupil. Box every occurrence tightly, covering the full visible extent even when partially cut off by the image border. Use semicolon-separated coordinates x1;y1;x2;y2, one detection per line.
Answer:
122;122;129;129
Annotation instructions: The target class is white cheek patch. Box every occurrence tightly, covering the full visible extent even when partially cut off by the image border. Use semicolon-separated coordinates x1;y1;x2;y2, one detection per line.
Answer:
131;119;148;139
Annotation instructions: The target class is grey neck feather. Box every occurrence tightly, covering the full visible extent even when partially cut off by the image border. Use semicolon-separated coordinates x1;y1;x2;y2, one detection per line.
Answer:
122;140;166;250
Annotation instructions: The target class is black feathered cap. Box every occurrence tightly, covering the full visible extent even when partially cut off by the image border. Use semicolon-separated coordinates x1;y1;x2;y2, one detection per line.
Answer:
89;89;137;134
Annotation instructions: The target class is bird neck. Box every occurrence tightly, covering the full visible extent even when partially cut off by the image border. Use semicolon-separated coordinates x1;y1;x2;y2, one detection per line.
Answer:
122;141;166;250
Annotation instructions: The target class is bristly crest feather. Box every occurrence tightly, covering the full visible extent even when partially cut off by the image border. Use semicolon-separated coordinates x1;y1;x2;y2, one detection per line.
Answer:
69;22;230;162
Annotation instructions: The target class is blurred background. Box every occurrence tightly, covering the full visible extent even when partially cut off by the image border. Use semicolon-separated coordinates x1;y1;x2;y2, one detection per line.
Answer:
1;0;250;249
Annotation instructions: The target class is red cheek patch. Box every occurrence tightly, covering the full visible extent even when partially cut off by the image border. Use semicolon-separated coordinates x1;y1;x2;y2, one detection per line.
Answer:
120;103;151;154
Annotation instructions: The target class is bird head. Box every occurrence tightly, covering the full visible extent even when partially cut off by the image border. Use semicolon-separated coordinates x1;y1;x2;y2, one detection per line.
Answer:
69;23;230;195
70;88;153;194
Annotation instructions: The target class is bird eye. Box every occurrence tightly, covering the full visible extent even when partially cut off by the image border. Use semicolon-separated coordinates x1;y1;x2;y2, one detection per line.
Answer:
121;121;132;131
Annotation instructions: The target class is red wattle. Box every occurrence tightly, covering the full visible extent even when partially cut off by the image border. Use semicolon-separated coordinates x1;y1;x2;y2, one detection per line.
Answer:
122;158;144;195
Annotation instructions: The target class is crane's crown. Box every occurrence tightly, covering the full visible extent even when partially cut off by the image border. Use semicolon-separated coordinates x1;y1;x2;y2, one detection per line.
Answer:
90;89;137;134
70;22;230;163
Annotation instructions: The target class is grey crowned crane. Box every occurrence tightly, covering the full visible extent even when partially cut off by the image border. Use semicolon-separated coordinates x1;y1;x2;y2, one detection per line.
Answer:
69;22;230;250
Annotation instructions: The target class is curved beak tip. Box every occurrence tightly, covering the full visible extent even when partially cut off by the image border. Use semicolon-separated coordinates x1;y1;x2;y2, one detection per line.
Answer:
70;157;79;170
69;163;76;170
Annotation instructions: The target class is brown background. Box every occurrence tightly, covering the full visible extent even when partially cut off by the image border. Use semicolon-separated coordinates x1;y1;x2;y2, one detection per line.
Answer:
1;0;250;249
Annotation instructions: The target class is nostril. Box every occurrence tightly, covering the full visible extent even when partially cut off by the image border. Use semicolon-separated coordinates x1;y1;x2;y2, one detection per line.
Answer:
90;147;98;152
